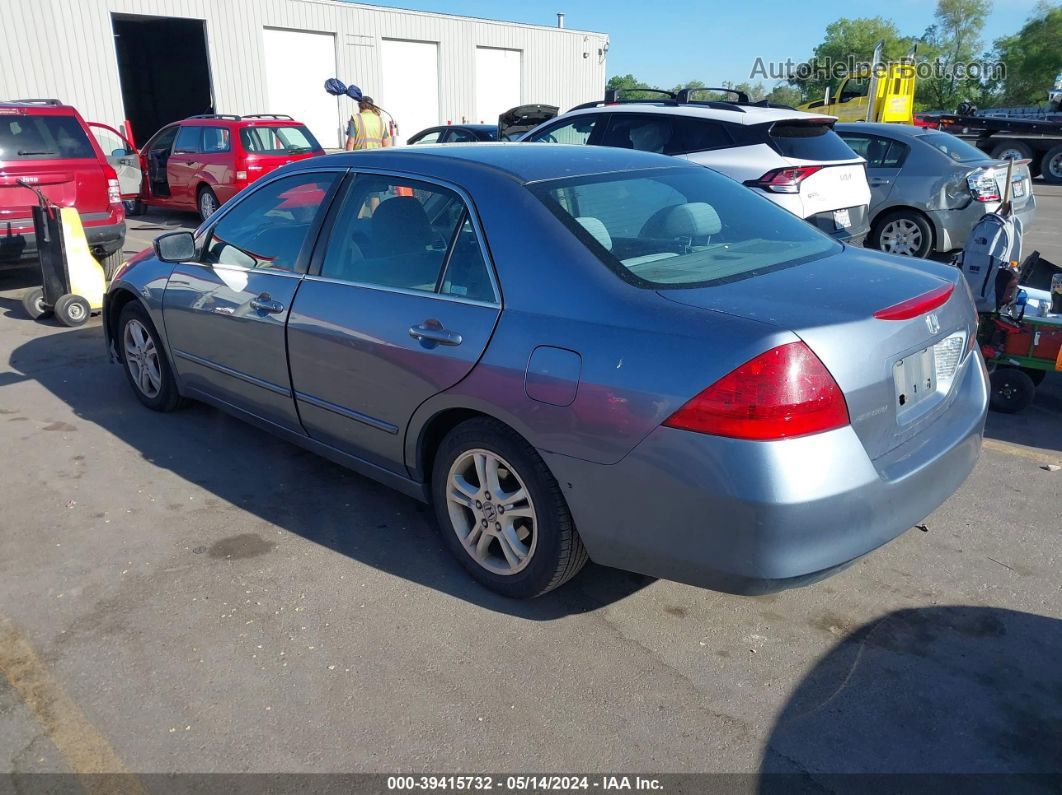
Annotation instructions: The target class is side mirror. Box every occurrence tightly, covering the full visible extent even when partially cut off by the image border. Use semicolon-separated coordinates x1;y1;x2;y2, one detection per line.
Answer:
154;231;196;262
111;148;133;157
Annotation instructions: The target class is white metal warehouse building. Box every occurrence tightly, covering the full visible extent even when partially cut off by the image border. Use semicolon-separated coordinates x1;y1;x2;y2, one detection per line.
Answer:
1;0;609;147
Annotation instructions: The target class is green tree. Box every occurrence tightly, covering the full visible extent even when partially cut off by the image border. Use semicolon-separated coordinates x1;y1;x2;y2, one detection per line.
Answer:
765;84;804;107
606;74;665;99
991;2;1062;105
916;0;993;110
791;17;914;101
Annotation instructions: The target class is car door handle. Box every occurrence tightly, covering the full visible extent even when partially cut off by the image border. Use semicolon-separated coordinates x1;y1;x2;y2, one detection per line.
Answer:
185;160;195;166
250;294;285;314
409;321;462;346
869;178;891;186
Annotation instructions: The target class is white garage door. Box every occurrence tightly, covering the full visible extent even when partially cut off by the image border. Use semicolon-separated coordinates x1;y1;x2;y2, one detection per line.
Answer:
262;28;341;148
381;39;439;144
475;48;521;124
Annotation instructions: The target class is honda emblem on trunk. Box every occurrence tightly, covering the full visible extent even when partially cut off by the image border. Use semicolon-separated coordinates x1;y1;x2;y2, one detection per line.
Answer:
925;313;940;334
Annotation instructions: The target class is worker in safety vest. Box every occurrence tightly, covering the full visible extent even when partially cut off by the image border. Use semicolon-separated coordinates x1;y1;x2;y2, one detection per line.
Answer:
345;96;391;150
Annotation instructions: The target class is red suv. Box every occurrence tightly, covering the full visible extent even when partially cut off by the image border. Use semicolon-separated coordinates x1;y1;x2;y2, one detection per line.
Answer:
137;114;326;221
0;99;126;274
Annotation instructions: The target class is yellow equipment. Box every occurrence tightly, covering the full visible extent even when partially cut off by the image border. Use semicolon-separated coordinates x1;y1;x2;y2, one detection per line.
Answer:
20;182;109;327
797;41;917;124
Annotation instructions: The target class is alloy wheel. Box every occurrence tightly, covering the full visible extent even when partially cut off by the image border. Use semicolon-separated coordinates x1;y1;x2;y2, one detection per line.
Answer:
199;191;217;219
124;319;163;399
445;449;537;575
1048;152;1062;181
879;218;923;256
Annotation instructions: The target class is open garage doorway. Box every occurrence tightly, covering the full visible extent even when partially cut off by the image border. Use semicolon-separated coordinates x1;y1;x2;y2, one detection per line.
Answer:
112;14;213;146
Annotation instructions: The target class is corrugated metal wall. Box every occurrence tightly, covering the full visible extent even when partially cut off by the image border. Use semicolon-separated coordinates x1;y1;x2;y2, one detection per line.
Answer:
1;0;608;137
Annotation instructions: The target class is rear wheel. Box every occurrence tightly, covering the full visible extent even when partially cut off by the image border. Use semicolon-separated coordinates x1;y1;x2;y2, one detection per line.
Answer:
989;367;1036;413
118;301;184;412
197;186;219;222
96;248;125;281
431;417;588;598
21;287;49;320
871;210;934;258
53;294;90;327
1040;145;1062;185
990;140;1034;163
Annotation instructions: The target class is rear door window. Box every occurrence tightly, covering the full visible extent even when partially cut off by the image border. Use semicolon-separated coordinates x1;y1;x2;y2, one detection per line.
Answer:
766;122;858;161
0;114;95;160
173;126;201;155
671;117;734;153
525;115;600;145
201;127;231;153
600;114;681;154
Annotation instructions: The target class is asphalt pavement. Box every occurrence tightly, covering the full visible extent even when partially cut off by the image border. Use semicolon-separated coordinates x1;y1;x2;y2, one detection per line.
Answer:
0;187;1060;783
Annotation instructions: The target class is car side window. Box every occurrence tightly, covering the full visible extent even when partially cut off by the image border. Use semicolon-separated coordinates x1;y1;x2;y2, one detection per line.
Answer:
147;126;179;154
880;140;909;168
320;175;494;301
840;134;872;161
600;114;679;155
202;173;338;272
413;130;442;144
842;134;907;169
201;127;231;153
526;115;599;145
672;117;734;153
447;128;477;143
173;126;201;155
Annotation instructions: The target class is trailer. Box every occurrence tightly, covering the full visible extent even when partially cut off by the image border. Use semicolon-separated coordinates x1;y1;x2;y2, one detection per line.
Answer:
928;112;1062;184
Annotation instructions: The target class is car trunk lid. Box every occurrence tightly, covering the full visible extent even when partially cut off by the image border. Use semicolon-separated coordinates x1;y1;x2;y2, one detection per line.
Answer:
658;248;974;460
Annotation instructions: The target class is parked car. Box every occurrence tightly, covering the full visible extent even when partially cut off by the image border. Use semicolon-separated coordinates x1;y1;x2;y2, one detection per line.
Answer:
136;114;325;222
407;124;498;144
836;123;1037;258
498;104;558;140
0;98;126;276
104;144;987;598
520;96;872;244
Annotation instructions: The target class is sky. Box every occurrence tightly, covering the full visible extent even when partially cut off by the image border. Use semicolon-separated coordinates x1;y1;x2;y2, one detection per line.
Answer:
354;0;1046;88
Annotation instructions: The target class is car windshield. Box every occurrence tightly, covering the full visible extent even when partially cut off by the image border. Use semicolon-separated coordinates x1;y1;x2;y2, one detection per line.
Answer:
239;125;321;155
530;167;840;288
0;114;95;160
918;131;987;163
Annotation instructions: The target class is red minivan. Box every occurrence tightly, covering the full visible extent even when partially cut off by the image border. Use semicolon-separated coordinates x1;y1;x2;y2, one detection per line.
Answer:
0;99;126;275
136;114;326;221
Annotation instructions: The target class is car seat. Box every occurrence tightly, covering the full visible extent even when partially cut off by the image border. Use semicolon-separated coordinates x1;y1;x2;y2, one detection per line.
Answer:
640;202;722;248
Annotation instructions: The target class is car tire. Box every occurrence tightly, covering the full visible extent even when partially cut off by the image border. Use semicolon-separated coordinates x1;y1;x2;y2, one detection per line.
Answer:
124;198;145;217
989;367;1036;414
871;210;934;258
990;140;1034;164
197;186;220;222
53;294;91;327
1040;145;1062;185
21;287;50;320
431;417;588;598
117;301;184;412
96;248;125;281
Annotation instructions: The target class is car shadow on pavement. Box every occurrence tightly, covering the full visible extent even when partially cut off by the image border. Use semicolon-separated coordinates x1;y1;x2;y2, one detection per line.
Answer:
759;605;1062;789
984;373;1062;454
4;323;653;618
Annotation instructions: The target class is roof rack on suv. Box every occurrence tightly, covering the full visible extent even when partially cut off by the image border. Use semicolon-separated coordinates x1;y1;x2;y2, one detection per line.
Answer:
243;114;294;120
3;98;64;106
187;114;242;121
568;86;797;115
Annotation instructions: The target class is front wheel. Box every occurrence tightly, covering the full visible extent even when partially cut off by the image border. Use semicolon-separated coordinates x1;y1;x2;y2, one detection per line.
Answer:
871;210;934;258
989;367;1036;414
53;294;91;327
118;301;184;412
431;418;588;598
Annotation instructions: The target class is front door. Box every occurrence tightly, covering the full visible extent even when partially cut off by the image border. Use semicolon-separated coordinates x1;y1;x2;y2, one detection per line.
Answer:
142;125;179;200
287;173;501;472
162;170;342;431
87;122;140;198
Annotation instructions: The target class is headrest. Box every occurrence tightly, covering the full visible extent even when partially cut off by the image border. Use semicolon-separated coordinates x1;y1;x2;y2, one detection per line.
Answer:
642;202;722;239
576;216;612;250
372;197;431;253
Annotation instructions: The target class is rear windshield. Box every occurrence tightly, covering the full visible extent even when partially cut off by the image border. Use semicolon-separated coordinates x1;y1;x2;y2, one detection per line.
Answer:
239;125;321;155
917;131;987;163
766;122;857;161
530;167;839;289
0;114;95;160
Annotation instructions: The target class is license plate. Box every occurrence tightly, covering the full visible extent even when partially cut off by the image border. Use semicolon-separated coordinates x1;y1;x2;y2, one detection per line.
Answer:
894;333;965;420
1012;180;1025;198
834;208;852;228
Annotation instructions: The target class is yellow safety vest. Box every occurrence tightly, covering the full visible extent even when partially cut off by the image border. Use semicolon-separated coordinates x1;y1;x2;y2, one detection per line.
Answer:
351;111;386;149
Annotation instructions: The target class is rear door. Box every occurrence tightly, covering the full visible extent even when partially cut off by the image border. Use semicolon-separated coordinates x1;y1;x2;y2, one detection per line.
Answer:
169;126;202;208
162;170;342;431
88;122;140;198
287;172;501;472
838;132;906;209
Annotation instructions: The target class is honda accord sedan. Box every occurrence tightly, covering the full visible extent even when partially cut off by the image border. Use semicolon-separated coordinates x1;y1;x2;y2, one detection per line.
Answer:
103;144;989;598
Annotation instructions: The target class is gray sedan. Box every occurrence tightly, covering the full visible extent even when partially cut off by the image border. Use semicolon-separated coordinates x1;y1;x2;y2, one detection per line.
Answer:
102;144;988;598
837;123;1036;258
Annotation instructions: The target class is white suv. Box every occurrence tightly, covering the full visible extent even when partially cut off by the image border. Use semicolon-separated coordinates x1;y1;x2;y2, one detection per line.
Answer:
520;90;872;244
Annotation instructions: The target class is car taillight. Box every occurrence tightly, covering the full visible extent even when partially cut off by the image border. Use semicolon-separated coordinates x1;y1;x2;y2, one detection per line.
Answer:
745;166;823;194
873;283;954;320
663;342;849;440
107;178;122;207
967;169;1000;202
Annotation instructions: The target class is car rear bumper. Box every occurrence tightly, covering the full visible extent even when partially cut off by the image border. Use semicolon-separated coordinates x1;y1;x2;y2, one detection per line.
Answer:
542;351;988;595
0;213;125;266
807;204;870;246
930;195;1037;252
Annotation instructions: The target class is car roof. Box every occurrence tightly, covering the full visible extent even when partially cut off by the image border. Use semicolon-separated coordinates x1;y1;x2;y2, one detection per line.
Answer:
835;122;928;139
312;142;695;184
178;116;304;127
0;101;80;116
555;102;836;126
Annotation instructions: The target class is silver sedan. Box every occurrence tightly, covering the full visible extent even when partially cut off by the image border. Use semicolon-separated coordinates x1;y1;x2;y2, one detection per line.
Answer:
103;144;988;598
837;123;1036;258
